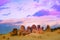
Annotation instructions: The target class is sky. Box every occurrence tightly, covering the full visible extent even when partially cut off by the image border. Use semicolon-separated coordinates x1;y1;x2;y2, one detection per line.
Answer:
0;0;60;26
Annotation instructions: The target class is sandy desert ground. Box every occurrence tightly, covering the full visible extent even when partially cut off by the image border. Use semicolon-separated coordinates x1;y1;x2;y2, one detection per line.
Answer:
0;30;60;40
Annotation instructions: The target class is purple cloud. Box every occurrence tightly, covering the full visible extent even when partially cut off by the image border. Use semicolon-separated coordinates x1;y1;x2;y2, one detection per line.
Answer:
33;10;49;16
14;21;23;24
2;13;11;16
33;0;39;3
0;7;9;11
0;0;9;6
52;4;60;11
0;20;3;22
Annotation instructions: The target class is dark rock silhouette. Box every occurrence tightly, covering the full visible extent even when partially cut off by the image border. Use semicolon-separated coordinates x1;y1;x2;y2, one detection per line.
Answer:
31;24;37;33
45;25;51;32
31;24;37;30
37;25;40;30
10;28;18;36
18;25;26;36
20;25;25;31
26;26;32;34
37;25;44;34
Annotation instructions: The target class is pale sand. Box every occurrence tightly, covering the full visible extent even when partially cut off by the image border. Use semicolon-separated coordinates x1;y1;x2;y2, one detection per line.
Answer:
0;31;60;40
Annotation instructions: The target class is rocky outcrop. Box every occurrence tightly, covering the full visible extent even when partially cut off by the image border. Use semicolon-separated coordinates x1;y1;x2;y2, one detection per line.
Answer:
10;28;18;36
26;26;32;34
18;25;26;36
9;24;60;36
31;24;37;33
37;25;44;34
45;25;51;32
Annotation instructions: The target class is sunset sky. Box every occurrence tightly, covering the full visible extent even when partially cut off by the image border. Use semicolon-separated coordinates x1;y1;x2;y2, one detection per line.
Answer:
0;0;60;26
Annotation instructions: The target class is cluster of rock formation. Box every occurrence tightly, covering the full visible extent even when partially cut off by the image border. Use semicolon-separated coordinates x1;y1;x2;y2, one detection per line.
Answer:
10;24;60;36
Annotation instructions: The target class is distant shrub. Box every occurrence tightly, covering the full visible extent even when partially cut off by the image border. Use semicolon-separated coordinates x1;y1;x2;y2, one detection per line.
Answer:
2;36;5;39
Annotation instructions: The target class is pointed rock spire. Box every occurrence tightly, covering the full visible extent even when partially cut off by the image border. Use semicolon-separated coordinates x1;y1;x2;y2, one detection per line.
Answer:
45;25;51;32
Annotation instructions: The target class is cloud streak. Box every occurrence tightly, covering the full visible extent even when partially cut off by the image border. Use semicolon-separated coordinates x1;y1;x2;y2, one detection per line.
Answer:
0;15;60;28
33;10;49;16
